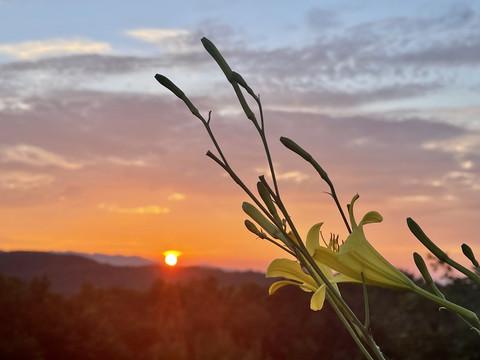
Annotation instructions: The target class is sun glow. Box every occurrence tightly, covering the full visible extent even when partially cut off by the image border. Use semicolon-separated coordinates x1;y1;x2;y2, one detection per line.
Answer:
163;250;180;266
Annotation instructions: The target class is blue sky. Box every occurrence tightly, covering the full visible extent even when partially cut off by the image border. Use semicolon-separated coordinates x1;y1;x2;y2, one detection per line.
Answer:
0;0;479;272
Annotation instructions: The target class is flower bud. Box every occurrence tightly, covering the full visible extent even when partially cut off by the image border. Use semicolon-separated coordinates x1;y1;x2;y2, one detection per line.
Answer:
257;181;280;222
244;220;263;237
201;37;233;79
242;202;287;244
280;137;329;182
154;74;202;119
407;218;448;262
413;252;445;299
462;243;479;267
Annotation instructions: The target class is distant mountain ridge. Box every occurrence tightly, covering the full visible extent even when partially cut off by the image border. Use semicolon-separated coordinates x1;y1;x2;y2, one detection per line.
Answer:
0;251;270;294
50;251;157;267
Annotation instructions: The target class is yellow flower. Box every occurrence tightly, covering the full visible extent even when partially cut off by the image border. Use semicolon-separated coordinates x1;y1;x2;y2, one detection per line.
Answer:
266;224;357;311
313;194;416;290
267;194;480;328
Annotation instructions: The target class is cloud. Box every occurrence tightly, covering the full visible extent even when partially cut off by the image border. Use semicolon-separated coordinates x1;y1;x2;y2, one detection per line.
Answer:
126;28;193;49
254;165;310;183
216;6;480;106
422;132;480;172
168;193;186;201
104;156;150;167
277;171;309;183
430;171;480;191
0;171;54;189
0;144;85;169
98;203;170;214
0;8;477;113
422;133;480;155
390;195;432;203
0;38;111;59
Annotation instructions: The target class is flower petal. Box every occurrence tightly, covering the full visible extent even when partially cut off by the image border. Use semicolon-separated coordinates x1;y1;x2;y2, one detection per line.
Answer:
269;280;306;295
306;222;324;255
310;284;326;311
340;228;414;288
266;258;317;291
359;211;383;226
314;246;361;281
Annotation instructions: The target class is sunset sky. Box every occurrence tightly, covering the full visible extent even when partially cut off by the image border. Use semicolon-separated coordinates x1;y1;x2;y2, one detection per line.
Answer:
0;0;479;274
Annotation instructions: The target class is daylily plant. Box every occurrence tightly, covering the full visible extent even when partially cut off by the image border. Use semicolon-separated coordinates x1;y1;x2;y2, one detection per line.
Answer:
312;194;417;291
264;193;418;311
267;194;480;330
266;193;416;312
156;37;480;359
266;224;358;311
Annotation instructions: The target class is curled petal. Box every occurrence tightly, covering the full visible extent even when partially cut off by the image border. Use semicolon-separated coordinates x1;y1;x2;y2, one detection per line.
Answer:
266;258;317;291
306;222;324;255
269;280;305;295
310;285;327;311
359;211;383;227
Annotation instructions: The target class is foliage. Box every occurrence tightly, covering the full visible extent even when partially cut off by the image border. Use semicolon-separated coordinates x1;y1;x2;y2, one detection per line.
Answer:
1;272;479;360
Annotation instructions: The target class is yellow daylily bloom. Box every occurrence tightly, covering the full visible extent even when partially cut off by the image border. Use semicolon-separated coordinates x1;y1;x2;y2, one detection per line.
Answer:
302;195;480;328
313;194;416;290
266;223;358;311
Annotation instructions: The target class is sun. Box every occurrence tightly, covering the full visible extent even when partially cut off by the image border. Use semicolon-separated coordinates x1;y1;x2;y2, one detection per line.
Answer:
165;253;177;266
163;250;180;266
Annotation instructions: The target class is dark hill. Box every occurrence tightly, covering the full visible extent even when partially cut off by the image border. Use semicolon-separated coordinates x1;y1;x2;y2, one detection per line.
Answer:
0;251;270;294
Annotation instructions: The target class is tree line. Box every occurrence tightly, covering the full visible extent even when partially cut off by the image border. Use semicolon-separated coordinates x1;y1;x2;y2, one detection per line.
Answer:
0;270;479;360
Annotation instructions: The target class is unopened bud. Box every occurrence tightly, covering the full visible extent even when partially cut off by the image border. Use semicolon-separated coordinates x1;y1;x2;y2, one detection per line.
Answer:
257;181;280;222
407;218;448;262
462;243;479;267
413;252;445;299
244;220;262;237
154;74;202;119
242;202;287;244
201;37;233;79
280;137;329;182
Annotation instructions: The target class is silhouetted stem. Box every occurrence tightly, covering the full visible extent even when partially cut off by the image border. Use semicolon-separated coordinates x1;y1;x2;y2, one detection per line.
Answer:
280;137;351;234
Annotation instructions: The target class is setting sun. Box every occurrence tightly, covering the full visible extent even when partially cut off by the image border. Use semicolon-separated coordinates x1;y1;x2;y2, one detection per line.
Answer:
163;251;181;266
165;253;177;266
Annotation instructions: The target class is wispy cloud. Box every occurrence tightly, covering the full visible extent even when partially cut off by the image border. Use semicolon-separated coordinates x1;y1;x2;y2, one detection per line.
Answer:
0;144;85;169
430;170;480;191
0;171;54;189
168;193;186;201
255;166;310;183
422;134;480;155
98;203;171;214
104;156;150;167
0;7;476;113
126;28;196;53
0;38;111;59
277;171;309;183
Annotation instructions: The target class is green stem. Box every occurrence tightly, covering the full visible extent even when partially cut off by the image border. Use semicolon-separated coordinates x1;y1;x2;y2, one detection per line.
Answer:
361;273;371;329
326;292;375;360
279;137;351;233
298;252;386;360
412;284;480;332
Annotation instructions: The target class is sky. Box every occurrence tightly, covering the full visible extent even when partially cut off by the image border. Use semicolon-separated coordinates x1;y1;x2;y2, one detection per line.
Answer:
0;0;479;274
